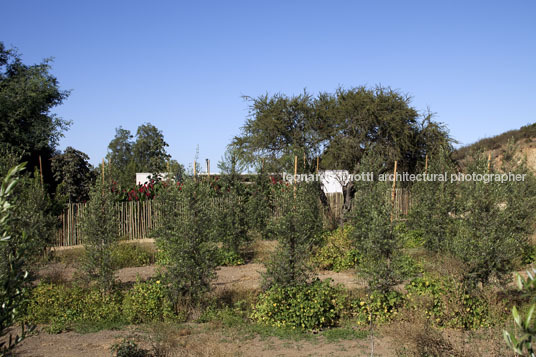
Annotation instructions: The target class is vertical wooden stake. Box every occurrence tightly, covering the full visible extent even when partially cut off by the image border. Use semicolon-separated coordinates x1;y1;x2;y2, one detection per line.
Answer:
206;159;210;178
487;152;491;172
424;154;428;174
294;155;298;198
102;158;105;185
193;161;196;178
38;155;44;186
390;160;398;222
316;157;319;174
261;158;265;171
303;152;306;169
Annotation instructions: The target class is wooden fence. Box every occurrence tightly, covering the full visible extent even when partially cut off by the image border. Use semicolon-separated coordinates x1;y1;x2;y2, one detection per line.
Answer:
55;201;159;247
55;189;412;247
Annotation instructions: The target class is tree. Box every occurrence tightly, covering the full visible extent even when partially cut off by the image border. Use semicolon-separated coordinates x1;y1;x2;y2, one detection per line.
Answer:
451;151;536;287
78;178;119;293
214;150;250;259
408;146;458;252
230;86;451;213
132;123;171;174
0;42;70;188
153;179;217;307
247;164;273;238
0;164;32;353
350;150;406;293
106;127;135;188
263;182;323;289
52;147;94;203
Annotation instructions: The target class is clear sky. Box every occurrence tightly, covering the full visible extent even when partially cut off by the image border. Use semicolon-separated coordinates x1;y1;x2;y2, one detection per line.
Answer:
1;0;535;169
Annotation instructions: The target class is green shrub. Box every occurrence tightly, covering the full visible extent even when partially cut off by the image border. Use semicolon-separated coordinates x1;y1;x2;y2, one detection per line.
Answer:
251;279;345;330
78;178;119;292
26;282;123;332
111;243;153;269
214;248;245;266
313;226;360;272
351;290;404;325
153;179;218;305
111;338;149;357
405;275;490;329
122;279;174;324
263;182;323;288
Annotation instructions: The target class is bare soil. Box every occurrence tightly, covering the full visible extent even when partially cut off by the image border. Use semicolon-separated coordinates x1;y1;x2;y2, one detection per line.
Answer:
11;324;395;357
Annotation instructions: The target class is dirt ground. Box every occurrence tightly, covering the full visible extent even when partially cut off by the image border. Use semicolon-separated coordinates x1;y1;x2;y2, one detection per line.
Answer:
39;262;364;290
11;324;394;357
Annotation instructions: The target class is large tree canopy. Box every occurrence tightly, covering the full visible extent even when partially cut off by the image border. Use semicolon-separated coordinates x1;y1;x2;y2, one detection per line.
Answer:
231;86;451;174
0;42;70;175
106;123;182;188
52;147;94;203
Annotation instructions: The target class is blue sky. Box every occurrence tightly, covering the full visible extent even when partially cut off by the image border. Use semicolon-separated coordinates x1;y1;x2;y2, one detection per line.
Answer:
1;0;535;169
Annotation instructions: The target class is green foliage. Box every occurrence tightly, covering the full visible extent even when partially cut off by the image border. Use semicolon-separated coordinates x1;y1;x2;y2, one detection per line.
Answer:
405;275;490;329
505;269;536;356
26;282;123;333
452;152;536;287
230;86;450;175
351;151;409;293
263;182;323;289
313;226;360;272
78;178;119;292
246;166;273;237
251;279;345;330
351;290;404;325
132;123;171;174
111;243;153;269
122;280;174;324
111;338;149;357
214;248;245;266
52;147;94;203
0;42;70;177
408;146;458;252
153;178;218;306
215;149;251;257
11;171;56;262
0;163;33;353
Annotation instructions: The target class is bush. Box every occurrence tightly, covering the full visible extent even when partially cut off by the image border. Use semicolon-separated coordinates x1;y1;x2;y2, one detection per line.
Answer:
122;280;174;324
262;182;323;289
26;282;123;332
78;178;119;292
313;226;360;272
350;151;408;293
153;179;218;306
350;290;405;325
111;338;149;357
251;279;345;330
214;248;245;266
405;275;490;329
111;243;153;269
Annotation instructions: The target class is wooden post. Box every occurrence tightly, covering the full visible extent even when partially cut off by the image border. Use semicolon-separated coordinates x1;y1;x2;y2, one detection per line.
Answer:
390;160;398;222
424;154;428;174
303;152;306;169
102;158;105;185
38;155;44;186
206;159;210;178
487;152;491;172
193;161;196;177
261;158;265;171
294;155;298;198
316;157;319;174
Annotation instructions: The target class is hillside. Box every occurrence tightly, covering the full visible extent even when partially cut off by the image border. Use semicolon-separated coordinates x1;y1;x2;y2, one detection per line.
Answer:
454;122;536;172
